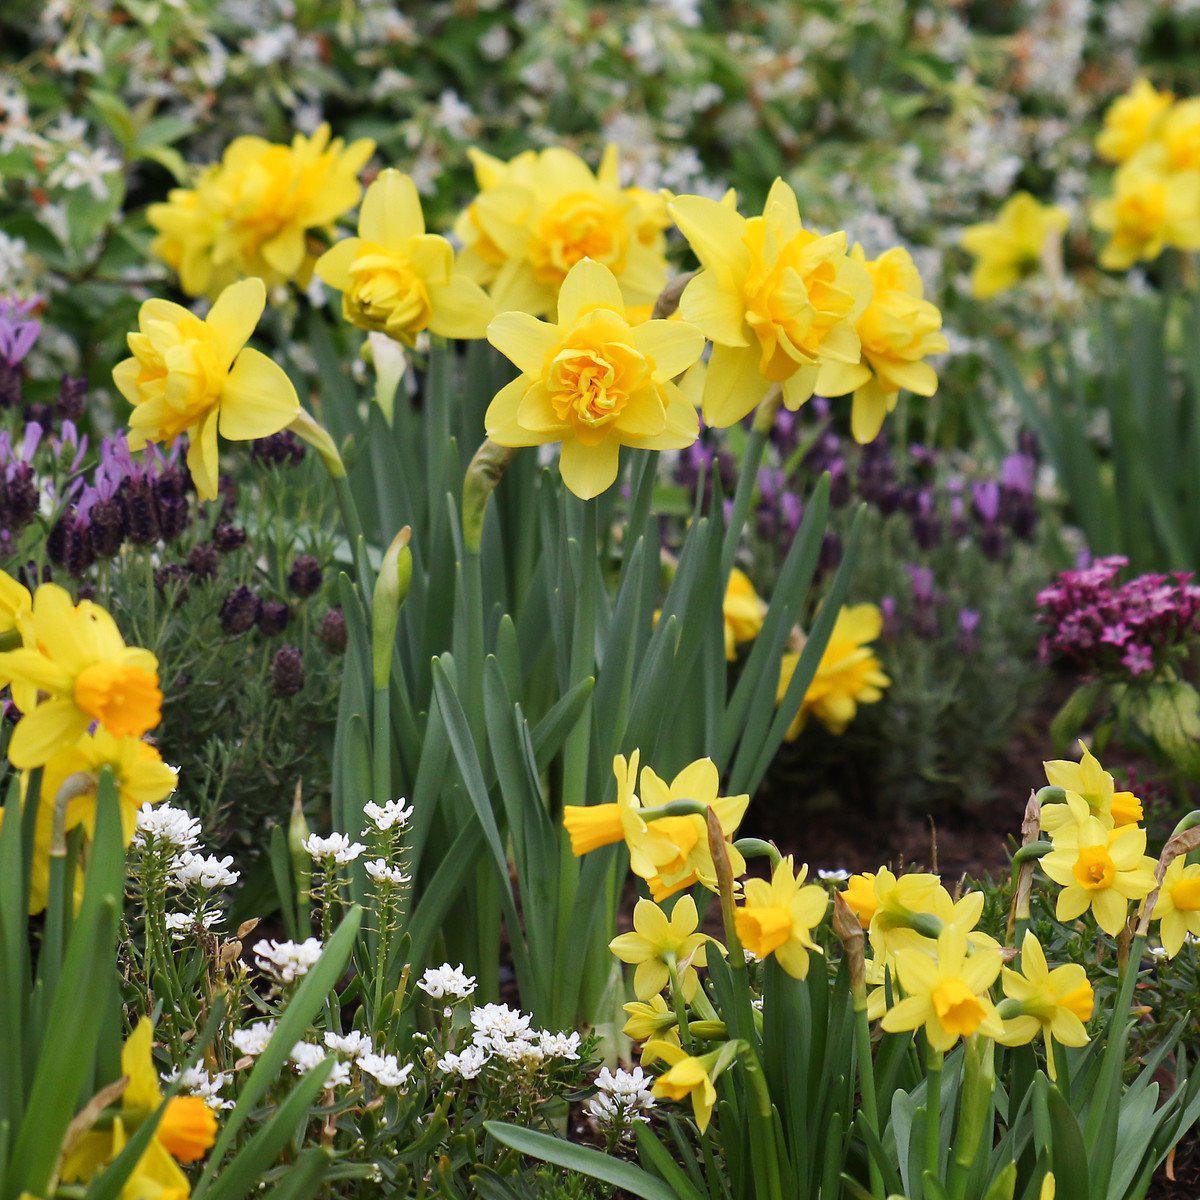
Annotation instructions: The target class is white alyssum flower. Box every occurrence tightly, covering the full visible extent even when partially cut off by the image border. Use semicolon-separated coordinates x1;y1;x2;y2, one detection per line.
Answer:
358;1053;413;1088
172;852;239;890
133;804;199;852
817;869;851;883
290;1042;351;1088
470;1003;533;1054
324;1030;374;1061
163;1066;233;1110
364;860;410;886
436;1044;489;1080
254;937;323;984
584;1065;656;1130
417;964;477;1002
164;911;223;939
363;798;414;832
538;1031;581;1060
303;832;366;865
231;1021;276;1057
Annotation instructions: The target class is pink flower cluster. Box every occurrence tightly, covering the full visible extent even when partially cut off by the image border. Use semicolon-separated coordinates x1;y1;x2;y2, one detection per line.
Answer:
1036;556;1200;677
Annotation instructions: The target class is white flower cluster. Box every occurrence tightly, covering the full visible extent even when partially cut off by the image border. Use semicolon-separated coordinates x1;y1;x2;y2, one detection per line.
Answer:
253;937;323;984
363;798;414;832
454;1003;582;1070
817;868;851;883
288;1030;413;1090
303;832;366;865
133;804;201;853
171;852;240;891
163;1065;233;1110
164;911;223;940
583;1066;656;1134
365;860;410;886
417;963;476;1002
231;1020;277;1058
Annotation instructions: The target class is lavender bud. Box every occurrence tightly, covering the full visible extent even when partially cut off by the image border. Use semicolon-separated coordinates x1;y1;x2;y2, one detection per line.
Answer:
57;375;86;422
212;522;247;552
186;542;220;580
154;563;189;597
319;606;347;653
0;362;21;409
89;497;126;557
287;554;323;598
2;464;37;529
257;598;290;636
219;585;260;635
271;645;304;696
252;431;305;467
121;477;161;544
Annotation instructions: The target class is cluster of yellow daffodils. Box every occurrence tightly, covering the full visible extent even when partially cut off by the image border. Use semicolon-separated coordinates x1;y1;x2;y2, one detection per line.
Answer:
776;602;890;738
1036;743;1156;936
149;124;375;298
734;856;827;978
960;193;1071;300
453;144;670;318
0;572;176;910
64;1019;217;1196
563;751;748;898
114;277;300;500
1091;79;1200;269
315;168;493;345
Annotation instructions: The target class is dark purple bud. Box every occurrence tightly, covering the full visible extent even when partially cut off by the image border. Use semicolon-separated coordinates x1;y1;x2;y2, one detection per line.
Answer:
252;431;306;467
971;480;1001;524
257;598;290;636
47;508;95;576
819;531;842;572
57;375;86;422
186;542;220;580
0;362;21;410
907;565;937;606
271;644;304;696
979;524;1007;561
121;477;161;544
1017;429;1040;459
828;462;851;507
212;522;247;552
319;606;347;653
219;585;260;635
154;562;189;597
89;496;126;557
287;554;323;598
2;463;38;530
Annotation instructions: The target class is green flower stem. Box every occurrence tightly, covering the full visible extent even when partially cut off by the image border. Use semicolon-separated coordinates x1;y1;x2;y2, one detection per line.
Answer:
732;837;782;866
854;1004;886;1200
719;389;781;583
924;1046;944;1184
42;772;94;997
946;1037;994;1200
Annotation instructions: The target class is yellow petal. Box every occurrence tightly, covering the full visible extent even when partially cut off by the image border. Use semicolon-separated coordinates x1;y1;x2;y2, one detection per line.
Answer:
677;269;748;346
560;438;620;500
487;312;559;375
630;320;706;380
187;409;221;502
219;349;300;441
205;277;266;369
7;699;91;769
702;343;768;427
557;258;624;325
360;169;425;247
314;238;361;291
427;274;494;340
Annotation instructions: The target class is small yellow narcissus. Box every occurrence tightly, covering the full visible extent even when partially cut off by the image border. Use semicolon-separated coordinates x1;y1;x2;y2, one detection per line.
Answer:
1091;153;1200;270
1039;816;1157;935
735;856;828;978
0;568;30;638
454;144;670;318
670;179;871;427
1039;741;1143;836
1152;856;1200;957
815;245;948;444
642;1040;720;1133
113;277;300;501
960;193;1069;299
881;928;1004;1052
622;994;680;1045
314;169;493;345
0;585;162;769
997;932;1093;1077
148;124;375;298
609;895;714;1002
723;569;767;660
1096;78;1174;164
63;1019;216;1193
842;867;942;931
777;603;890;738
485;257;703;499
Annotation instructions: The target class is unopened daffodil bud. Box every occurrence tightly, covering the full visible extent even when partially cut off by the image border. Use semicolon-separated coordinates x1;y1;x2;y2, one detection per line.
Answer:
372;526;413;689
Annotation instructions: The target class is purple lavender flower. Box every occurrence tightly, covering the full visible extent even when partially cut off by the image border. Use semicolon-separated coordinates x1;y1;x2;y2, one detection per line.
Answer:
956;608;982;655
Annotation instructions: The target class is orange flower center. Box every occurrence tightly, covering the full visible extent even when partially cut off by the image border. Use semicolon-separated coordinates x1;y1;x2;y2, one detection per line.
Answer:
73;662;162;738
158;1095;217;1163
735;904;792;958
548;341;648;437
530;193;626;282
1072;846;1117;892
1171;877;1200;912
931;978;986;1037
1059;981;1095;1022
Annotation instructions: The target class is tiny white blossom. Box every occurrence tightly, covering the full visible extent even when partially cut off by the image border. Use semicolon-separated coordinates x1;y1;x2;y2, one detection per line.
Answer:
172;852;239;890
365;859;410;886
470;1003;533;1053
133;804;199;852
303;832;366;865
363;798;414;832
436;1044;489;1079
359;1053;413;1088
538;1031;581;1060
324;1030;374;1061
47;146;121;200
818;869;851;883
254;937;323;984
417;964;477;1002
584;1065;655;1132
231;1021;276;1057
164;911;223;940
163;1066;233;1110
291;1042;350;1087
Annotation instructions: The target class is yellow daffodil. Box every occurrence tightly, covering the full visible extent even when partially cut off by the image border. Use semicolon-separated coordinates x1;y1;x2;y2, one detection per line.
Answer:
1152;856;1200;957
996;932;1092;1077
723;568;767;660
1159;98;1200;172
113;277;300;501
0;568;30;639
642;1040;720;1132
609;895;715;1001
622;993;680;1044
843;868;940;930
148;124;375;298
25;731;178;914
735;856;828;978
815;245;948;444
1096;79;1174;163
1091;153;1200;269
777;603;889;739
1040;817;1157;935
457;144;670;317
314;169;493;345
1040;741;1143;836
870;883;998;962
960;193;1070;299
63;1019;217;1194
0;585;161;769
670;180;871;427
485;257;703;499
881;928;1004;1051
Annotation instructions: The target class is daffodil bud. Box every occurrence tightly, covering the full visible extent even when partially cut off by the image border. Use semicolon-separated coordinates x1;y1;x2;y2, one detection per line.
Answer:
366;332;408;424
288;783;312;907
461;439;515;554
832;891;867;1003
288;409;346;479
371;526;413;689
